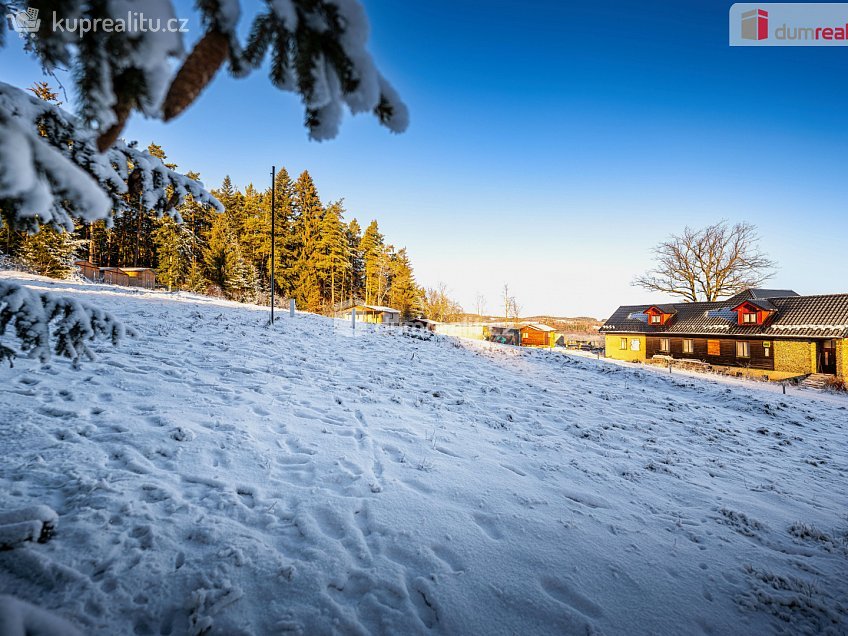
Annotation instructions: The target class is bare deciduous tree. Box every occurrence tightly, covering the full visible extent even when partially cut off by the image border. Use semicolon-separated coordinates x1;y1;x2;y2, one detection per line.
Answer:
475;293;487;317
634;221;776;302
424;283;463;322
509;297;521;321
502;284;521;321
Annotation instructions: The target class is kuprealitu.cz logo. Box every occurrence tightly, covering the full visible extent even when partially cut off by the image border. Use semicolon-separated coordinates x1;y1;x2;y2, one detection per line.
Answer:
731;3;848;45
5;5;189;38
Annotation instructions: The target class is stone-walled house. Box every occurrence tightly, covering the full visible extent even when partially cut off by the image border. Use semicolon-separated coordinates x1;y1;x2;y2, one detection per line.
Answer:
600;289;848;380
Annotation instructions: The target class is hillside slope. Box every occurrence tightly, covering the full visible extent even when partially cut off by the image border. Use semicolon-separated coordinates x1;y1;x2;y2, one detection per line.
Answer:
1;273;847;635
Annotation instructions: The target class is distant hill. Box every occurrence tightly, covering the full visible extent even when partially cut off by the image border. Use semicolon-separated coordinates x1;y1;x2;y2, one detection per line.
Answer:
452;314;603;334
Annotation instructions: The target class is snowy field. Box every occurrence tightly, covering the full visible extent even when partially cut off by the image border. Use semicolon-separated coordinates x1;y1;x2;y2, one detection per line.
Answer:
1;272;847;635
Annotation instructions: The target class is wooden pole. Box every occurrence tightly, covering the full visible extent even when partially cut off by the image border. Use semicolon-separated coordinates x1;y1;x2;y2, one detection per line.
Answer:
290;298;295;318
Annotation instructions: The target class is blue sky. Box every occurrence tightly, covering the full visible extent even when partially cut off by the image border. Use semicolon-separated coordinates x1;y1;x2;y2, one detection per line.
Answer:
4;0;847;317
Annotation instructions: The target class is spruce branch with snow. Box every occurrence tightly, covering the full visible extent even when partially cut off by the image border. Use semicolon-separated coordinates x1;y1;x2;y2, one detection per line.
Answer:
0;82;222;233
11;0;408;149
0;280;127;366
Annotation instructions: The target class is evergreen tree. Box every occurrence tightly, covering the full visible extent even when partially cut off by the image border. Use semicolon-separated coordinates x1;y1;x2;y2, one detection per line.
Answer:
271;169;296;297
317;200;351;310
345;219;364;303
204;214;231;293
185;261;208;294
204;212;257;301
239;170;295;299
178;172;215;272
152;216;192;291
214;176;246;235
360;220;386;305
290;171;324;312
18;226;83;278
387;248;423;319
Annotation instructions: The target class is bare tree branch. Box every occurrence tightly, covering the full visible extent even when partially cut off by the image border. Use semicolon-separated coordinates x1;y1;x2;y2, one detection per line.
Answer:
633;221;776;302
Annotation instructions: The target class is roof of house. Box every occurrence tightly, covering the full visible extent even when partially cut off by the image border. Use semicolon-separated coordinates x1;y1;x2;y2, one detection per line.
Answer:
118;267;156;273
351;304;400;314
728;288;799;302
522;323;556;332
646;304;678;314
600;289;848;339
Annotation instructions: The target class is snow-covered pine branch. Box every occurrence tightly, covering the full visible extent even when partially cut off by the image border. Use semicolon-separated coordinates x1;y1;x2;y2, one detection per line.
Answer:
0;82;222;232
14;0;407;147
0;280;128;366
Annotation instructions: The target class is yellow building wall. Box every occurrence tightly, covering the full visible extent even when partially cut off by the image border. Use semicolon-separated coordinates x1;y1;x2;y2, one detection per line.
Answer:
837;338;848;379
605;334;646;362
773;340;816;375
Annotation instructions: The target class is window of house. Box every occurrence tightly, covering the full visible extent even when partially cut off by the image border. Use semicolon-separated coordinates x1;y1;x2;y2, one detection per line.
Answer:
630;339;641;351
650;314;662;324
742;312;757;324
707;339;721;356
736;341;751;358
683;339;694;354
659;338;670;352
620;338;627;350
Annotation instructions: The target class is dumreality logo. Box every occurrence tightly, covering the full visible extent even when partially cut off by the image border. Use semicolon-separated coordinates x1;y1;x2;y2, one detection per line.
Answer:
741;8;769;40
6;7;41;34
731;3;848;46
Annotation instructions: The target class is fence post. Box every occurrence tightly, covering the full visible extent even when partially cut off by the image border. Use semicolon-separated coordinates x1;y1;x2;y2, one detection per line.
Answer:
352;308;357;331
289;298;295;318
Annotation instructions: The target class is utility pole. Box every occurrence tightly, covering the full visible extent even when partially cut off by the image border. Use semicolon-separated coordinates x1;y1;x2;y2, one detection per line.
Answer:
270;165;276;324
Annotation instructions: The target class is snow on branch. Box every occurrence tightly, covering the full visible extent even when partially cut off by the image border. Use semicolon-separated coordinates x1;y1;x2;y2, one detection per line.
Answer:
0;280;128;366
16;0;407;145
0;82;221;232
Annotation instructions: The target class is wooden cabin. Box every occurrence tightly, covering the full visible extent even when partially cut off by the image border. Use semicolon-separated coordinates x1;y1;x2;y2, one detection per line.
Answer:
601;289;848;380
342;304;401;326
519;323;557;347
118;267;156;289
99;267;130;286
74;260;99;281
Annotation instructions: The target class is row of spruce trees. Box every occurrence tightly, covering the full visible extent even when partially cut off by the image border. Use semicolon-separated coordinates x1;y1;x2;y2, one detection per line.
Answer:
0;141;425;319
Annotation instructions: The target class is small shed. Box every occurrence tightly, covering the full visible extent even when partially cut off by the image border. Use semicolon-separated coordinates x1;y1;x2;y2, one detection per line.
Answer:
343;305;401;326
406;318;438;332
118;267;156;289
74;260;99;281
99;267;130;286
519;323;556;347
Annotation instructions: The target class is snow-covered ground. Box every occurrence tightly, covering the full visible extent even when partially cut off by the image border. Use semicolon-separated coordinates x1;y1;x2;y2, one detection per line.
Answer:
1;272;847;635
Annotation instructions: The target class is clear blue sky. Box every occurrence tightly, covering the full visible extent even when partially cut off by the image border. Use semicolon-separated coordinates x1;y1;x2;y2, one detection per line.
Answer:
3;0;846;317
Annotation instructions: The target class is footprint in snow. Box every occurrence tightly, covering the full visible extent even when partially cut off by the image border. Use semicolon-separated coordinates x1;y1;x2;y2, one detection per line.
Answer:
472;512;503;541
540;576;604;619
